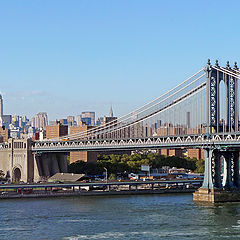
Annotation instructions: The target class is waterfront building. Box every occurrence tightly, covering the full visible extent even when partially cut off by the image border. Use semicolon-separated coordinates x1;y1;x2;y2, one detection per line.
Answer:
160;149;183;157
186;149;204;160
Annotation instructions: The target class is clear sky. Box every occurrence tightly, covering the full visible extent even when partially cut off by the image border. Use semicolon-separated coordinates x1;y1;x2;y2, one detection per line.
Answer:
0;0;239;121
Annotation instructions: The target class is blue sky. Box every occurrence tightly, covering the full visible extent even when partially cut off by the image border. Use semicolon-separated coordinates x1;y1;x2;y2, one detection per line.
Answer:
0;0;239;120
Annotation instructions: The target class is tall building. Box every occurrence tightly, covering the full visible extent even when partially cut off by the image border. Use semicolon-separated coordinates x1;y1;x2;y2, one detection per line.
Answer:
81;112;95;126
76;115;82;126
0;95;12;128
96;117;104;126
81;117;92;126
102;106;117;126
109;106;113;118
31;112;48;129
67;116;75;126
2;115;11;128
0;94;3;117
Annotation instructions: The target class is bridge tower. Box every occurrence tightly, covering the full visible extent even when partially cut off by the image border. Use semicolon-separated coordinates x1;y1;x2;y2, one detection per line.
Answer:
206;59;239;133
194;60;240;203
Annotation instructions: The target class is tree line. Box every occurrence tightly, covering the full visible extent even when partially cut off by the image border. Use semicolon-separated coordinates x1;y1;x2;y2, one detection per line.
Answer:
68;153;204;175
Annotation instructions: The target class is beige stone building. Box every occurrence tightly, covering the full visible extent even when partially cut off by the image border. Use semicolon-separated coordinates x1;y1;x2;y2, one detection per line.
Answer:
0;139;36;182
0;138;68;183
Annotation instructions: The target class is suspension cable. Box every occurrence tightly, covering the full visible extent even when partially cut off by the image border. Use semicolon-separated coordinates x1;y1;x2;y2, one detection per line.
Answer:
58;72;206;140
50;68;205;141
212;66;240;79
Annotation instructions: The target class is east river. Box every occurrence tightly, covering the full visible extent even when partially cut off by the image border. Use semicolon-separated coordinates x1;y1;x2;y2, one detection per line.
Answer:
1;194;240;240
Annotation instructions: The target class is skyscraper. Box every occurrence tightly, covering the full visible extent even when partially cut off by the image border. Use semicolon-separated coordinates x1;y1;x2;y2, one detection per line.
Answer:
76;115;82;126
67;116;75;126
109;106;113;117
0;95;11;128
0;94;3;117
81;112;95;126
31;112;48;129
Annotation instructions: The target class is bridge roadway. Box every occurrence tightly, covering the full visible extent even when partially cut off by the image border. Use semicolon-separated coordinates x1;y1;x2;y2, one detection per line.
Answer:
32;132;240;152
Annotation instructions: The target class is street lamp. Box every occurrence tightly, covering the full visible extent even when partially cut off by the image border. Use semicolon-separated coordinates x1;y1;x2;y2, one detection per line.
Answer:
104;167;108;183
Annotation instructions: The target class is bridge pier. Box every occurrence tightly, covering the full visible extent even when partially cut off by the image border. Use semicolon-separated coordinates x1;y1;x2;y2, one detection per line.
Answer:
33;153;68;181
194;60;240;203
193;148;240;203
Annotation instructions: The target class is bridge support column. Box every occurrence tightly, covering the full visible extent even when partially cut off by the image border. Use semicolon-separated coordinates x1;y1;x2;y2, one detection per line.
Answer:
42;154;50;178
33;153;42;182
233;152;240;188
222;152;234;189
202;148;214;189
50;154;60;176
194;148;240;203
57;154;68;173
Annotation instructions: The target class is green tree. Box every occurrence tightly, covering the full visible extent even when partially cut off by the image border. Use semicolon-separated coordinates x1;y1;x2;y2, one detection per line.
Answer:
195;159;205;173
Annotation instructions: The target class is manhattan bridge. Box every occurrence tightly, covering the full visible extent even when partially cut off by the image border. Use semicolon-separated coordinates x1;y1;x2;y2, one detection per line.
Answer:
31;60;240;201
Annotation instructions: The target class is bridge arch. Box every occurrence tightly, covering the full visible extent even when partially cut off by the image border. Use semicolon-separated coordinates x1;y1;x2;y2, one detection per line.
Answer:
12;165;22;183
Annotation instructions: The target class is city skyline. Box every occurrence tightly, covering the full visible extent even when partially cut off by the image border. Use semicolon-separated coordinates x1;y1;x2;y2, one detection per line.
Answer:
0;1;240;120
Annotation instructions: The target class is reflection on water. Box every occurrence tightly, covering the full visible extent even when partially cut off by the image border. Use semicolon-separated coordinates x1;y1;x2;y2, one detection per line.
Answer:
0;194;240;240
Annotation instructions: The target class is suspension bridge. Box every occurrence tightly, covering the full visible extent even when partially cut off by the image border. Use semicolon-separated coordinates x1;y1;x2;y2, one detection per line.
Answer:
33;59;240;152
2;59;240;202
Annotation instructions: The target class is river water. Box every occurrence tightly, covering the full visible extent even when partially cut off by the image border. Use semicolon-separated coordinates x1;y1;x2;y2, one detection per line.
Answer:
1;194;240;240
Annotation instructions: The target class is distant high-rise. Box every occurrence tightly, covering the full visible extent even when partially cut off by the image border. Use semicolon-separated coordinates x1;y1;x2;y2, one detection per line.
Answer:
0;95;12;128
109;106;113;117
67;116;75;126
0;94;3;117
81;112;95;126
31;112;48;129
76;115;82;126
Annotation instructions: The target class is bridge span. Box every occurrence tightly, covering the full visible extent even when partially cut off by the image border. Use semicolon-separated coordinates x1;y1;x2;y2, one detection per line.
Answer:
32;132;240;152
1;59;240;202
